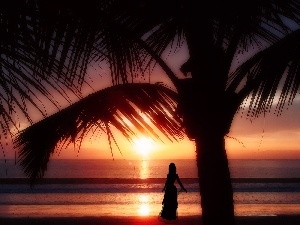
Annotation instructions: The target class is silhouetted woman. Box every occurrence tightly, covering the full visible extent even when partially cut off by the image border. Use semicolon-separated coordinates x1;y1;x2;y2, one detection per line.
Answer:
159;162;187;221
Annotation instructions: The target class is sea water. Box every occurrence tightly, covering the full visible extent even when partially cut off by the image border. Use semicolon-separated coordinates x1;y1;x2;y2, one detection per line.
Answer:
1;159;300;217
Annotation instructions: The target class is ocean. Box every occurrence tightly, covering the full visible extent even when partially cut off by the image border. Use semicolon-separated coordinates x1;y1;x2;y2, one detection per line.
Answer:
1;159;300;217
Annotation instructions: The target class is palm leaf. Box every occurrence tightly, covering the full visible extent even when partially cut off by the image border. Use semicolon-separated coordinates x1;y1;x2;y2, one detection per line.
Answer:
13;83;183;184
227;29;300;118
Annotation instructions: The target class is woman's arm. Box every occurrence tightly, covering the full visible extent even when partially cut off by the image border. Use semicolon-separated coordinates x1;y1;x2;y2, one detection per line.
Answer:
176;174;187;192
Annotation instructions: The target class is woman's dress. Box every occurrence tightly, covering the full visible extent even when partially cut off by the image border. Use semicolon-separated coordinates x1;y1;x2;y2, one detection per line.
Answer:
159;173;179;220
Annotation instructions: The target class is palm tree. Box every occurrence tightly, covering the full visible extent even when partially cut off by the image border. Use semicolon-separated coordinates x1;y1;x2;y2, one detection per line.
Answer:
2;1;300;225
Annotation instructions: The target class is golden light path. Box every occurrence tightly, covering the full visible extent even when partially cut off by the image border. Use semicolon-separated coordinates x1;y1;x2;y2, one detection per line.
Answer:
138;194;150;216
140;160;149;179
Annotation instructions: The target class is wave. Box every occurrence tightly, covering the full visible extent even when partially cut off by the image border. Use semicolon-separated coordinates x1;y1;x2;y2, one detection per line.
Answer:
1;178;300;194
2;177;300;184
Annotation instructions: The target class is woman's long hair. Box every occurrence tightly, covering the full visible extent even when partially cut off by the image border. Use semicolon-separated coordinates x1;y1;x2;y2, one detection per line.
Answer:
169;163;176;174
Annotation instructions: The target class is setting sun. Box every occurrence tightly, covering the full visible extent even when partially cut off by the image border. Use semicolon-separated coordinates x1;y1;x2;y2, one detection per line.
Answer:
133;137;154;157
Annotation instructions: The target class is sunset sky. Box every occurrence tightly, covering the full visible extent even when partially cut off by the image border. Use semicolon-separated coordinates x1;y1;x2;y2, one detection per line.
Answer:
53;44;300;160
1;43;300;161
46;99;300;160
36;72;300;161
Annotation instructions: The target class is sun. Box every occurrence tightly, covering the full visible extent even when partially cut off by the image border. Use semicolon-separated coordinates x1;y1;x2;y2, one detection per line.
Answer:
133;136;154;157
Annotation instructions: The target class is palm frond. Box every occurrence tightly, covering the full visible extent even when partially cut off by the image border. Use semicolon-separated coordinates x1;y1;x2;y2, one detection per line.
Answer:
0;1;100;139
13;83;183;184
227;29;300;118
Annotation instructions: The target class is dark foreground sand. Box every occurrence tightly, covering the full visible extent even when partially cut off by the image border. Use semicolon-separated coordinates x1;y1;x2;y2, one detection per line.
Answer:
1;215;300;225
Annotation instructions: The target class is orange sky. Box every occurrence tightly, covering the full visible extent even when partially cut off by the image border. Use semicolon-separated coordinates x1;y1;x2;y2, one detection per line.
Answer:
2;95;300;160
1;45;300;161
48;59;300;160
47;103;300;160
43;91;300;160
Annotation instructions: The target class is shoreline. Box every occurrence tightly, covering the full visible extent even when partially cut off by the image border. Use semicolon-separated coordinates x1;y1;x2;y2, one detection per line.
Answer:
1;177;300;184
1;215;300;225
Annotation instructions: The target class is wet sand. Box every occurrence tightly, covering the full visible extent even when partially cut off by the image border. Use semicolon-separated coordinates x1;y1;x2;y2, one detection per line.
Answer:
1;215;300;225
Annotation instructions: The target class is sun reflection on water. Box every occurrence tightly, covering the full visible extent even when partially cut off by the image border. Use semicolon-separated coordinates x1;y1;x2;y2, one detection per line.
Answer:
138;194;150;216
139;160;149;179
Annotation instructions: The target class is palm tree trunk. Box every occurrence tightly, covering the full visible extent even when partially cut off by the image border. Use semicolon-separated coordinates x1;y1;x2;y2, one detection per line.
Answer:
195;133;235;225
176;78;235;225
179;4;235;222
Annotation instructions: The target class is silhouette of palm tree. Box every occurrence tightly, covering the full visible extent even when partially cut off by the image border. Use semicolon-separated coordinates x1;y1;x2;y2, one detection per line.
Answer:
1;1;300;225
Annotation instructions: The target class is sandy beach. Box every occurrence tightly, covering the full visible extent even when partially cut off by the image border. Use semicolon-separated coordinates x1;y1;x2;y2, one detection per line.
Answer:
1;215;300;225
